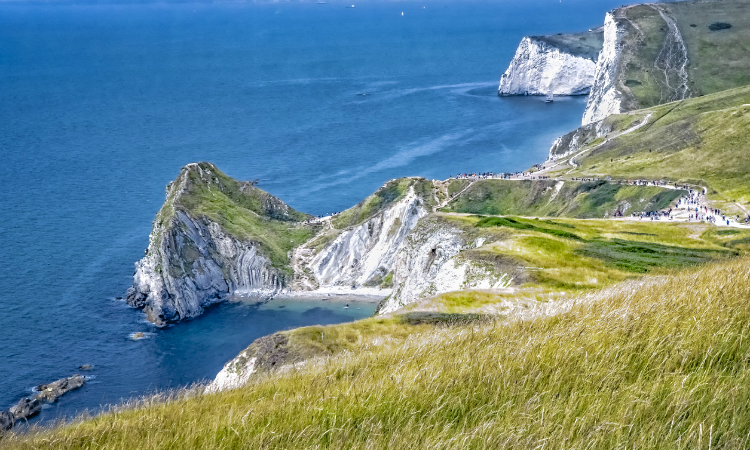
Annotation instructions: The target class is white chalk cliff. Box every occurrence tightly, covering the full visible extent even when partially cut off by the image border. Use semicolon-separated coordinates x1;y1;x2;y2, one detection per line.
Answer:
499;36;599;97
306;186;427;287
548;120;606;160
126;163;292;326
207;350;256;393
582;13;626;125
378;219;511;314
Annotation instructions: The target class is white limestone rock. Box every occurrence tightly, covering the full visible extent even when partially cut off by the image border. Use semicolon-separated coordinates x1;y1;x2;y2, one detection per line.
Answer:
207;351;256;393
306;186;428;288
582;13;626;125
378;219;511;314
548;120;605;160
126;163;288;326
499;32;602;97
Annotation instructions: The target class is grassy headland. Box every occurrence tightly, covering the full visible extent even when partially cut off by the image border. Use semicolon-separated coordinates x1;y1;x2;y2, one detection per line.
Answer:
156;162;316;276
610;0;750;112
442;178;683;217
547;84;750;212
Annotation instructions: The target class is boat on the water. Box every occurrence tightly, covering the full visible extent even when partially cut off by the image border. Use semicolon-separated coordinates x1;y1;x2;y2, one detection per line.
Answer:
545;93;554;103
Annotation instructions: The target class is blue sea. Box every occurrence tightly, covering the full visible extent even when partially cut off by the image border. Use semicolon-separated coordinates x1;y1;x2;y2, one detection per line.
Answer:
1;0;633;424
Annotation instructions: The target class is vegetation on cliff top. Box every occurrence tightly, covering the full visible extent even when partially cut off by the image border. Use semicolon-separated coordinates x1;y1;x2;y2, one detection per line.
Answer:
548;84;750;211
332;177;436;230
159;162;316;274
435;214;738;297
441;178;682;218
7;257;750;449
609;0;750;112
534;29;604;61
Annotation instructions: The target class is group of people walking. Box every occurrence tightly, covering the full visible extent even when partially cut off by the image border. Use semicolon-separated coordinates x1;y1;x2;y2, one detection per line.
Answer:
631;189;750;227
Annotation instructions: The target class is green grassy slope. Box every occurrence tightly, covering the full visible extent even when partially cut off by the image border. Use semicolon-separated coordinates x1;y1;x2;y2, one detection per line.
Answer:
157;162;316;274
669;0;750;96
438;214;740;295
441;178;682;218
7;257;750;449
610;0;750;112
547;85;750;211
535;30;604;60
331;177;437;229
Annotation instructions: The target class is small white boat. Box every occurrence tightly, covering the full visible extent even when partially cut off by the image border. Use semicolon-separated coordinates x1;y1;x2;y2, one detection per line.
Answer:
545;93;554;103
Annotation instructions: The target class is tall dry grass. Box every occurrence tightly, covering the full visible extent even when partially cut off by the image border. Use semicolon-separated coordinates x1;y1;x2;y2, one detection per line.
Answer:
5;258;750;449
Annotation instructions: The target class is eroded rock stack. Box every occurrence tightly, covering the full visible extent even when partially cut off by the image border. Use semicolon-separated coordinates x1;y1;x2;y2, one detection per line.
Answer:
1;375;85;433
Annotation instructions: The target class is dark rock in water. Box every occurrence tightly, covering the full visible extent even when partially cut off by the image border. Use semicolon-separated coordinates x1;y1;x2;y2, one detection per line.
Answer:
33;374;85;403
0;411;14;431
708;22;732;31
78;364;94;370
2;375;86;429
9;398;41;421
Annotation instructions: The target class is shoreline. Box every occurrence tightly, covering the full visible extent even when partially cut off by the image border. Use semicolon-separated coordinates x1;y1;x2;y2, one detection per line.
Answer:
281;286;391;303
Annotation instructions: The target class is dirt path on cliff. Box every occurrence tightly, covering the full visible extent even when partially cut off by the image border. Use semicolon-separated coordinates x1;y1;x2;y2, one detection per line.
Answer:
651;4;691;103
436;180;476;211
516;112;652;177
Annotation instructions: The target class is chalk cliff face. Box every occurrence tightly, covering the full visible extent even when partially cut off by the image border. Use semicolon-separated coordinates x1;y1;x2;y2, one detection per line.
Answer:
378;218;512;314
499;31;603;97
582;13;627;125
208;349;256;393
126;163;302;326
127;212;284;326
305;186;428;288
548;120;605;160
499;38;597;97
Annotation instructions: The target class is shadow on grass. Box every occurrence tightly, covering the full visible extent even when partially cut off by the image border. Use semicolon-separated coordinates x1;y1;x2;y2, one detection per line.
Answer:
576;238;737;273
396;312;491;326
475;216;737;274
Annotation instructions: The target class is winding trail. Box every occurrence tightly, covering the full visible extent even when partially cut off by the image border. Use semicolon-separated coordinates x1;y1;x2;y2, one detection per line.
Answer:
651;4;691;103
436;179;476;211
525;112;653;176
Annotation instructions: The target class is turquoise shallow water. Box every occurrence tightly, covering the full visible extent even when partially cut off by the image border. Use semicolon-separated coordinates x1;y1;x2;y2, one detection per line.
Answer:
0;0;631;423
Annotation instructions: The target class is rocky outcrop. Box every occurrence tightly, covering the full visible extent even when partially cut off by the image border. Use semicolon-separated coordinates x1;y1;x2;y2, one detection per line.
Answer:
33;375;85;403
378;218;512;314
208;348;258;393
304;186;428;288
548;120;605;160
0;411;13;431
583;12;627;125
1;375;83;432
126;163;302;326
10;398;41;420
499;31;603;97
208;333;292;393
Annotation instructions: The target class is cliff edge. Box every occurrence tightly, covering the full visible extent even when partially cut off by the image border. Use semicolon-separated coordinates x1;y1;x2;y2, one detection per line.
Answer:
498;30;603;97
126;162;313;326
